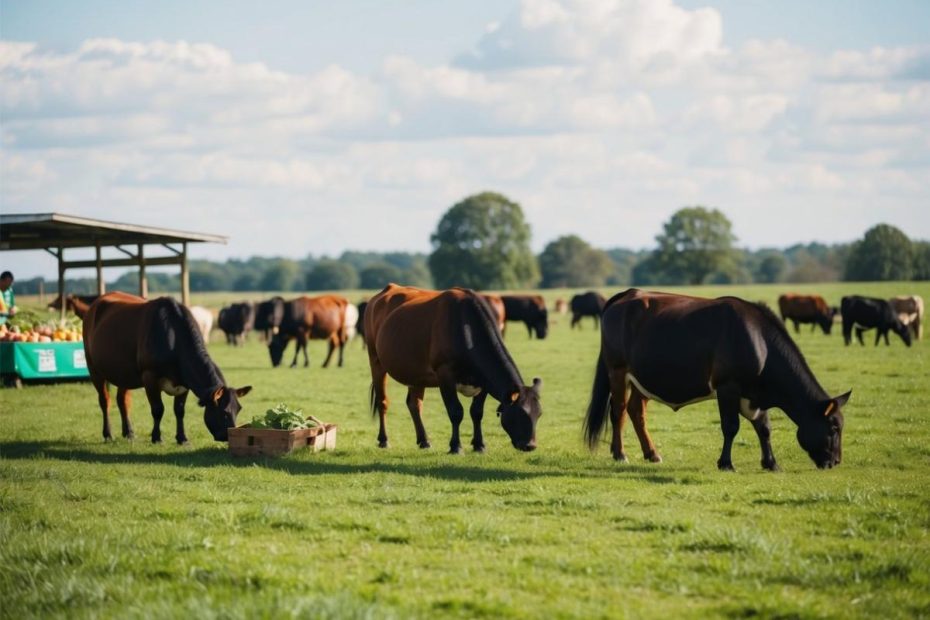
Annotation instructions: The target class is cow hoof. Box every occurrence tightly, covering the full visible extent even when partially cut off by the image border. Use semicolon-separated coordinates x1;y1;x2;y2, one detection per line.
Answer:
103;436;113;443
717;461;735;471
123;432;134;440
448;446;463;455
645;452;663;463
378;440;389;449
177;438;189;446
612;452;627;462
418;441;432;449
473;445;486;454
762;460;780;472
152;437;163;445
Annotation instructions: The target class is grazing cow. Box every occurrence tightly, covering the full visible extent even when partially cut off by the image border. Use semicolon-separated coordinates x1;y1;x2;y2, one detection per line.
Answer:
889;295;924;341
554;298;568;315
365;284;543;453
500;295;549;339
841;296;912;347
267;295;349;368
584;289;850;470
83;292;251;443
777;294;836;335
253;296;286;341
481;293;507;332
188;305;214;343
345;303;359;340
570;291;607;329
218;302;255;346
356;301;368;346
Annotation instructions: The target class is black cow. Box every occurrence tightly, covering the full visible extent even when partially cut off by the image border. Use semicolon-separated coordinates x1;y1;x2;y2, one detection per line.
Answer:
217;302;254;346
584;289;851;470
253;296;286;342
570;291;607;329
841;296;911;347
500;295;548;339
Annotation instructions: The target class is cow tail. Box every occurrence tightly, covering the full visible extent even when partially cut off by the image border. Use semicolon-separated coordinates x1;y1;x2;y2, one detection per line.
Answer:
584;351;612;449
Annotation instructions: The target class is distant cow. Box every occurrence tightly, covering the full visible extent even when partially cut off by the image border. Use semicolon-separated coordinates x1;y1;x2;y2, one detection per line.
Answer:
777;294;836;335
554;298;568;315
889;295;923;341
345;303;360;340
481;294;506;332
188;306;214;343
501;295;549;339
218;302;254;346
571;291;607;329
841;296;911;347
253;296;286;341
267;295;349;368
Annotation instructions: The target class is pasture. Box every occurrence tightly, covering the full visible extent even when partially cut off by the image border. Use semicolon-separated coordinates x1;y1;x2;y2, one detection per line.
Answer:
1;282;929;619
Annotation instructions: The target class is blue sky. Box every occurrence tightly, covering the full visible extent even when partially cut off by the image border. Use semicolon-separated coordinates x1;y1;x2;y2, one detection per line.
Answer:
2;0;929;278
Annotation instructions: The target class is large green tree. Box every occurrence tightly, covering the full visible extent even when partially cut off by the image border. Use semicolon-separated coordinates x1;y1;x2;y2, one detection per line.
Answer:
647;206;738;285
429;192;539;289
538;235;614;288
844;224;914;281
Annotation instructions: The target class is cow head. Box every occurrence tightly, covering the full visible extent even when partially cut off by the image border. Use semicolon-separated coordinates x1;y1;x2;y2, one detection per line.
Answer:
533;310;549;339
267;332;290;367
201;385;252;441
893;319;913;347
796;390;849;468
498;378;542;451
818;313;834;335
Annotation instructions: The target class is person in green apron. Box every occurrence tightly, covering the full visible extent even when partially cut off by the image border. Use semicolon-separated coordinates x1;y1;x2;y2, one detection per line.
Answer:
0;271;16;326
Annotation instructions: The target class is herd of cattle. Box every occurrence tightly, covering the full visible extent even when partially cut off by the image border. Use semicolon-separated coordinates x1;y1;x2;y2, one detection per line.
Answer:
58;286;923;470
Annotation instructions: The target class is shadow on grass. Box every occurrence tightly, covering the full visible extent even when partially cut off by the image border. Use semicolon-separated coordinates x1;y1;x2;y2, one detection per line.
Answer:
0;440;686;484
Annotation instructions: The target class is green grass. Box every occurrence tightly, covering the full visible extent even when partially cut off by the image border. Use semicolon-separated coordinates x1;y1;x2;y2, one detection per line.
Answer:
2;282;929;619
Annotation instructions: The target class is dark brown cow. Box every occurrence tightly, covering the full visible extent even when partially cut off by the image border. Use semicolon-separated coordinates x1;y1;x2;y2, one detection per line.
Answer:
365;284;542;453
267;295;348;368
481;293;506;332
585;289;850;470
49;294;99;319
500;295;548;338
570;291;607;329
777;293;836;335
83;292;251;443
889;295;924;341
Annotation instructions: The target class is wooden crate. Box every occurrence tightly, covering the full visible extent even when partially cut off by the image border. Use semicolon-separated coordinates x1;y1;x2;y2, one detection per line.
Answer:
228;423;337;457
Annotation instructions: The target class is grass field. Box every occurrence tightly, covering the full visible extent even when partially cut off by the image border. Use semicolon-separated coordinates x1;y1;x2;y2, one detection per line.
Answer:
2;282;929;619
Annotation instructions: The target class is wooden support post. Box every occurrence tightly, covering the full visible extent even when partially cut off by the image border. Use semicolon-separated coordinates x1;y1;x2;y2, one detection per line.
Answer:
181;242;190;306
57;247;66;321
138;244;148;299
95;242;106;295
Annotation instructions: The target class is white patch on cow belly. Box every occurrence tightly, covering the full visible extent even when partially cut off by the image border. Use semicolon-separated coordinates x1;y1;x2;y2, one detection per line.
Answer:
739;398;763;421
456;384;482;397
627;373;715;411
159;379;188;396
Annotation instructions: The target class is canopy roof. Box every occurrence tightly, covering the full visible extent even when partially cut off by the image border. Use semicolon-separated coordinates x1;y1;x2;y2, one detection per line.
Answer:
0;212;226;251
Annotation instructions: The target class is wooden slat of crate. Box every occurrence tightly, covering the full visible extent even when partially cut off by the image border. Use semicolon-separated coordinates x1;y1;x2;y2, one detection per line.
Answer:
228;423;337;457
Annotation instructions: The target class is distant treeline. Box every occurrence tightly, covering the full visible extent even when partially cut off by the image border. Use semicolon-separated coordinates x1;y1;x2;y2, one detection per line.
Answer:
13;196;930;295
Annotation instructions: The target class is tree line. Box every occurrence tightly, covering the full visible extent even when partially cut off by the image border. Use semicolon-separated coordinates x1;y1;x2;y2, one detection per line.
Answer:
15;192;930;295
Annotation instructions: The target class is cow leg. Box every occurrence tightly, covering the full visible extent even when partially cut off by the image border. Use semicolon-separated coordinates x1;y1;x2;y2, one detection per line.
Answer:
856;328;866;346
142;375;166;444
842;319;852;346
173;391;189;445
438;380;465;455
370;361;390;448
337;335;346;367
715;385;741;471
405;386;431;449
606;368;630;461
525;321;533;339
571;314;580;329
883;329;890;346
93;376;113;441
470;391;488;453
321;335;337;368
749;410;778;471
792;320;800;333
593;316;600;330
289;337;300;367
627;387;661;462
302;334;310;367
116;387;134;439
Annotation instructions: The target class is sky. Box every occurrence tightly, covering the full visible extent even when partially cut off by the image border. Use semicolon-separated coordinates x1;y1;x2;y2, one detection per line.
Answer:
2;0;929;279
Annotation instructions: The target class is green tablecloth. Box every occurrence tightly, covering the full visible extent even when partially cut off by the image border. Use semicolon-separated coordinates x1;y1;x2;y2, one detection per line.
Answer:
0;341;90;380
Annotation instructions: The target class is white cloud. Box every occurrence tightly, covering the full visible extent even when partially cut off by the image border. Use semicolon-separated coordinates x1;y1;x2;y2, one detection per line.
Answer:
1;0;929;279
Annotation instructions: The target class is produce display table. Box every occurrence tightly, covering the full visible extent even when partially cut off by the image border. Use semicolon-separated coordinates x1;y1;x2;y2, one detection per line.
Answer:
0;341;90;385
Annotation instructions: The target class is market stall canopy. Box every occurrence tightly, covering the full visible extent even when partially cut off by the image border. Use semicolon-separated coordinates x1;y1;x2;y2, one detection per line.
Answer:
0;212;227;310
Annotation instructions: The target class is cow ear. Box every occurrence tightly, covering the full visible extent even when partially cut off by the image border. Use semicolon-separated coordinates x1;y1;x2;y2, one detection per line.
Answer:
531;377;542;395
235;385;253;398
510;391;520;403
272;326;280;335
213;387;224;405
825;390;852;415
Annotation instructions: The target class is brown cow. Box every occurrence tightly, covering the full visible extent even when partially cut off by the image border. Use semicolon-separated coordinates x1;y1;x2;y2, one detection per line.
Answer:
365;284;542;453
267;295;348;368
889;295;924;341
777;293;836;335
83;292;251;443
554;298;568;315
480;293;506;332
48;294;99;318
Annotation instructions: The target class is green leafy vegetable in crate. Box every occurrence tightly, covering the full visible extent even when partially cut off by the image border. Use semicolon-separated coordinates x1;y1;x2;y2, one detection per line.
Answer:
250;403;321;430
